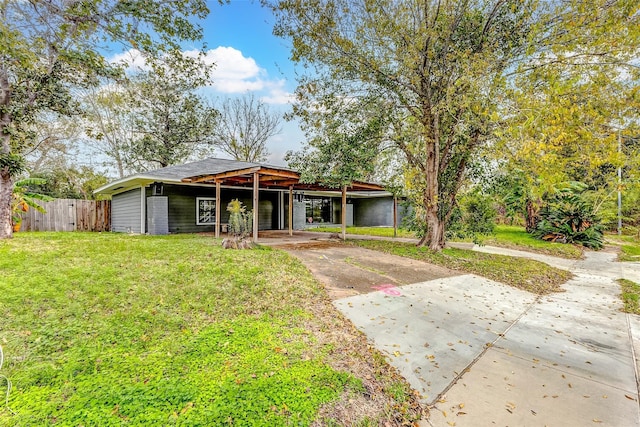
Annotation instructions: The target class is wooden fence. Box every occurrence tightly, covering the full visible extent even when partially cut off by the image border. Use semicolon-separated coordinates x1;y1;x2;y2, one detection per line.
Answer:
20;199;111;232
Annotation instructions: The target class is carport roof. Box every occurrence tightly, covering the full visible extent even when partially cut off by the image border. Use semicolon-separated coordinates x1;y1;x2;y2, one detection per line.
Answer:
94;157;387;195
181;164;386;191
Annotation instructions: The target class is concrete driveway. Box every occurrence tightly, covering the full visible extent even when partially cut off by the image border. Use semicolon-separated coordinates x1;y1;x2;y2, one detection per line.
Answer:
280;239;640;427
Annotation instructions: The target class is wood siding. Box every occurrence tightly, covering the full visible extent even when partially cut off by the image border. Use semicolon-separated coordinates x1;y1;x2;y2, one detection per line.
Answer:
162;184;278;233
20;199;111;232
112;189;142;233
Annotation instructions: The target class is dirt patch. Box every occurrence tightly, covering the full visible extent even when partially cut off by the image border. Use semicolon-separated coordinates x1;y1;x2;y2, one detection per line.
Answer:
281;242;460;299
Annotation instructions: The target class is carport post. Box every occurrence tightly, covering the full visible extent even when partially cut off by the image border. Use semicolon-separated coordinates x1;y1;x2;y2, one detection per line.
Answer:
393;195;398;238
253;172;259;243
341;185;347;241
288;186;293;236
215;180;221;238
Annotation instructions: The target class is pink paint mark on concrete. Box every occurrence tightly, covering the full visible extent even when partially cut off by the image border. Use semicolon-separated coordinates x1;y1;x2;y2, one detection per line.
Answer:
372;284;402;296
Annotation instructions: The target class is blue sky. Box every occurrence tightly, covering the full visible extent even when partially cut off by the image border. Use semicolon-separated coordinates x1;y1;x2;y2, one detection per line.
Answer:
112;1;303;166
202;1;304;164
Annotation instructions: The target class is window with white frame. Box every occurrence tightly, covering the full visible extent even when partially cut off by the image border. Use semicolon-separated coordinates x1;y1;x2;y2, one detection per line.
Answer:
196;197;216;225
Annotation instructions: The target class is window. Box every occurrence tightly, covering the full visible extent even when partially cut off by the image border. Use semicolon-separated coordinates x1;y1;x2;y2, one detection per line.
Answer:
304;196;331;223
196;197;216;225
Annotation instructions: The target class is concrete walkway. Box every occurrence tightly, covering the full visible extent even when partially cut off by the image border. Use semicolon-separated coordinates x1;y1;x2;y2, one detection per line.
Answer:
329;245;640;426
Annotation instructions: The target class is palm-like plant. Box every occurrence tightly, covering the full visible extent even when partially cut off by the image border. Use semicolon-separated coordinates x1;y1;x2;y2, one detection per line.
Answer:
532;182;604;249
11;178;53;230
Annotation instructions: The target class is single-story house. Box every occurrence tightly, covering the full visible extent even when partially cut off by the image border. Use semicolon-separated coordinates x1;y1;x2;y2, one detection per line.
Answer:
94;158;400;240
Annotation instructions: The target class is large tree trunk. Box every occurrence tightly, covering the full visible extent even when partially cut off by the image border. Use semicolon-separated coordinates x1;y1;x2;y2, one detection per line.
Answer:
417;139;445;250
0;171;13;239
525;199;539;233
1;64;14;239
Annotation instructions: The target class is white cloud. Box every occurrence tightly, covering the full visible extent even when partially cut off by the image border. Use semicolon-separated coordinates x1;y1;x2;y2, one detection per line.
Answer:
109;46;295;104
260;80;295;105
108;49;149;71
185;46;266;94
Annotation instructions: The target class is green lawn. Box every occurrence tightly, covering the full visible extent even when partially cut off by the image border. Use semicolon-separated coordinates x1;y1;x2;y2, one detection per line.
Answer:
0;233;421;425
619;279;640;314
479;225;584;259
620;244;640;262
606;234;640;262
314;225;585;259
311;226;416;238
350;239;572;295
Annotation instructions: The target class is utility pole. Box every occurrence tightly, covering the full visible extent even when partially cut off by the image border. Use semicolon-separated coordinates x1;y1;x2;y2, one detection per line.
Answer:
618;129;622;235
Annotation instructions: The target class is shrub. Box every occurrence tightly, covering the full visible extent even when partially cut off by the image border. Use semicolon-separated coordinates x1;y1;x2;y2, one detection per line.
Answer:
532;182;604;249
222;199;254;249
446;190;497;242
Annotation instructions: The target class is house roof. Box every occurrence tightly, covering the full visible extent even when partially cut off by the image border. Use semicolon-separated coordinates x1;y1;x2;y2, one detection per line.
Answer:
94;158;387;195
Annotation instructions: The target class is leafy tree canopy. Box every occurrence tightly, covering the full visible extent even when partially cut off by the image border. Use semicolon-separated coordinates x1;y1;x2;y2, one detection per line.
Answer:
1;0;216;238
267;0;639;249
124;56;218;170
266;0;540;249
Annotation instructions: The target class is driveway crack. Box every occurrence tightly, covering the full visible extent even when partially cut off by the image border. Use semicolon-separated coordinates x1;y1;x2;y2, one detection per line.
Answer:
429;293;544;406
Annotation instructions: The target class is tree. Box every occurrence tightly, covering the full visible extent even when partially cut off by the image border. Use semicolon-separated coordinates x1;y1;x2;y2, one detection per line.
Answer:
267;0;639;249
285;99;384;188
23;115;81;173
83;85;137;178
124;58;218;171
0;0;212;238
32;166;109;200
494;0;639;231
267;0;538;250
212;94;282;162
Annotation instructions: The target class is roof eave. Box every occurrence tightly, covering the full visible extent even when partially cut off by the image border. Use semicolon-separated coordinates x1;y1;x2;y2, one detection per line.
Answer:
93;175;183;195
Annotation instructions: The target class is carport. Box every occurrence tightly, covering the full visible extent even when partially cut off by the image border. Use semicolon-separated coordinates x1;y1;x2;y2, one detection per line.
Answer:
181;165;387;242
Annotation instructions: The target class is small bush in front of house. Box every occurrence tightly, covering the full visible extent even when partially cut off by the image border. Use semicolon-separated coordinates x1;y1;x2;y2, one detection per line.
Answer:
532;182;604;249
223;199;254;249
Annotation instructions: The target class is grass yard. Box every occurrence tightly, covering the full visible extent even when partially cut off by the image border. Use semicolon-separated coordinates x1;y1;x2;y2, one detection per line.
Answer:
349;240;572;295
606;234;640;262
313;225;584;259
480;225;584;259
619;279;640;315
620;244;640;262
0;233;422;426
311;226;416;239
